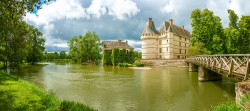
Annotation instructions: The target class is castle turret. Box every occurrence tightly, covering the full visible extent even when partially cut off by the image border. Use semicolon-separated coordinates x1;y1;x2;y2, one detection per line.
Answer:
141;18;159;59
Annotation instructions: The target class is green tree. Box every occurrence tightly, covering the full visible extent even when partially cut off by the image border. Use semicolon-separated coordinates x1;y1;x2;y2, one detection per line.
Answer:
188;42;211;56
190;8;225;54
67;31;101;63
224;9;240;54
59;51;67;59
0;0;49;68
238;16;250;54
26;26;45;64
128;50;134;64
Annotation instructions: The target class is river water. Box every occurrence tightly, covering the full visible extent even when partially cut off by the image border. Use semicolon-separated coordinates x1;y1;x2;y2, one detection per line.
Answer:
9;63;237;111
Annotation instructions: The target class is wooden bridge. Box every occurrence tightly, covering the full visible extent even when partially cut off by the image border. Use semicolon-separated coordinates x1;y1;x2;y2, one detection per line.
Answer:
186;54;250;81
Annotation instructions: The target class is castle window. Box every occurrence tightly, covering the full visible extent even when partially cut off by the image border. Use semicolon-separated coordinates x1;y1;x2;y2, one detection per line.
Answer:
159;40;162;45
185;38;186;41
167;40;168;43
159;48;162;53
180;49;181;54
185;50;186;54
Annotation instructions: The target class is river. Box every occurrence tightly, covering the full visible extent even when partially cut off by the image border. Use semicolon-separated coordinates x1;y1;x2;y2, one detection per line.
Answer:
9;62;237;111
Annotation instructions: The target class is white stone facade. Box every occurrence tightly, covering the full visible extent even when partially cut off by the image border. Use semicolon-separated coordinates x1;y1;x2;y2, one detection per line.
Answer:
141;18;191;59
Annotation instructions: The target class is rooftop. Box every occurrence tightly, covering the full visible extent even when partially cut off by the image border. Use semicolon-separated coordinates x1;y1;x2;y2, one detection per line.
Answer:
142;18;191;38
102;40;134;50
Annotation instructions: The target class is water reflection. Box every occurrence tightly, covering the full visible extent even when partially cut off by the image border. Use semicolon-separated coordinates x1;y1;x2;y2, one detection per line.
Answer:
9;63;236;111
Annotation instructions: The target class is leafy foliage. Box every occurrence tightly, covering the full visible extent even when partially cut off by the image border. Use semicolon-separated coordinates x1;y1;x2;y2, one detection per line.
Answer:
190;8;249;55
190;8;225;54
188;41;211;56
68;31;101;63
134;62;144;67
111;48;120;66
0;0;48;68
128;50;134;64
102;50;112;65
134;51;142;60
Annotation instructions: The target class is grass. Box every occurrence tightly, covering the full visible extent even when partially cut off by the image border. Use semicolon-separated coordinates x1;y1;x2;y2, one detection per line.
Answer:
213;94;250;111
213;101;241;111
0;71;97;111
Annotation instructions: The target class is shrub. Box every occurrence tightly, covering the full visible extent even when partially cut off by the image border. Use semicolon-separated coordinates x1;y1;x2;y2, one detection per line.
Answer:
118;63;129;67
134;62;144;67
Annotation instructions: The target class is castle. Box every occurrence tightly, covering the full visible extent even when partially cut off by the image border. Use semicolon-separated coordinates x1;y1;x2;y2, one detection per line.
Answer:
141;18;191;59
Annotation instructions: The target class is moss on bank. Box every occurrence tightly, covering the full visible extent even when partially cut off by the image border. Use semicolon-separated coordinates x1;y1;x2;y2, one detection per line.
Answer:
0;71;96;111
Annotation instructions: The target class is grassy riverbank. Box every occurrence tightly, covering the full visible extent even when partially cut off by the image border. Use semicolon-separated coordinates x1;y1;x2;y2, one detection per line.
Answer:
0;71;96;111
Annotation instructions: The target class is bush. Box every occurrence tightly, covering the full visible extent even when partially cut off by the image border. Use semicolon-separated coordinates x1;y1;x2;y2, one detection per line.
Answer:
134;62;144;67
60;100;97;111
118;63;129;67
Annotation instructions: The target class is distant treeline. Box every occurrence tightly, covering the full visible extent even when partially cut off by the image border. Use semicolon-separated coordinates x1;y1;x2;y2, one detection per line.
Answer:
43;51;71;61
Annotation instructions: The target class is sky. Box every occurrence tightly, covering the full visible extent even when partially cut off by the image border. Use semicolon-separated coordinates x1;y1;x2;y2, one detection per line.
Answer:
24;0;250;52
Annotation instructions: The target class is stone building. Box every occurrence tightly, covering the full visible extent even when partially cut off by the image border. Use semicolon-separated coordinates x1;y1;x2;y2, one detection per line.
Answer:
102;40;134;52
141;18;191;59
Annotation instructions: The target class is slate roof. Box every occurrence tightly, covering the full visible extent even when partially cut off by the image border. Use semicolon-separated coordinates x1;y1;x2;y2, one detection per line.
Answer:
142;21;160;34
102;41;134;50
143;20;191;38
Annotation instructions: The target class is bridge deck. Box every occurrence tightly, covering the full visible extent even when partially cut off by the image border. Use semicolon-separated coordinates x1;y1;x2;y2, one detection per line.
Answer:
186;54;250;80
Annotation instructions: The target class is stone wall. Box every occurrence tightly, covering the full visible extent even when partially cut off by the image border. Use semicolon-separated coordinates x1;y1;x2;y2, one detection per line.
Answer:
136;59;188;67
235;80;250;110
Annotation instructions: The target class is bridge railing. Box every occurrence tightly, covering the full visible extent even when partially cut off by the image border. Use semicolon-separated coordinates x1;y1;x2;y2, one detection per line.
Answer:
186;54;250;80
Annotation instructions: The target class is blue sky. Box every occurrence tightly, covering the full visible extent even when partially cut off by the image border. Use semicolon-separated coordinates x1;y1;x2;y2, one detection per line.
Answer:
24;0;250;52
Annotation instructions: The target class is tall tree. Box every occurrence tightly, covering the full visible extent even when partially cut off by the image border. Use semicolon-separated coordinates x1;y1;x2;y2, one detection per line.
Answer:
190;8;225;54
59;51;67;59
224;9;240;54
26;26;45;64
0;0;49;68
237;16;250;54
68;31;101;62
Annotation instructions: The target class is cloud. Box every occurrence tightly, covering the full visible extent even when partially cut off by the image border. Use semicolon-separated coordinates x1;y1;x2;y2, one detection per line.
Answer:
25;0;88;26
87;0;140;20
24;0;250;52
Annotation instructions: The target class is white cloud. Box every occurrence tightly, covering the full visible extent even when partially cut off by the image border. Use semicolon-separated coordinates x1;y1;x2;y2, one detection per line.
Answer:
87;0;140;20
160;1;174;14
25;0;88;26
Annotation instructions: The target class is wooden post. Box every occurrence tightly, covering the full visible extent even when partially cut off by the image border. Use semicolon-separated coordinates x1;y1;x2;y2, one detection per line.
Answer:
219;59;223;73
228;58;234;77
244;57;249;80
212;59;216;70
207;58;210;68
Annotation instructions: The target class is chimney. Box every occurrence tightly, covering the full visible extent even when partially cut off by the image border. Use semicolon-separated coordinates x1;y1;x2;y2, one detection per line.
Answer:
149;18;152;26
125;40;128;45
181;25;184;30
169;19;173;26
118;40;121;43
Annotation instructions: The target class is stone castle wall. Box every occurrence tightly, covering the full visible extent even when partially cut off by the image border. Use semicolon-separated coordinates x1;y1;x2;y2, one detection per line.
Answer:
136;59;188;67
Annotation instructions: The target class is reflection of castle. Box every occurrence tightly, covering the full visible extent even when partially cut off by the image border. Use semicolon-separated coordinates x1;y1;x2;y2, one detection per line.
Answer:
141;18;191;59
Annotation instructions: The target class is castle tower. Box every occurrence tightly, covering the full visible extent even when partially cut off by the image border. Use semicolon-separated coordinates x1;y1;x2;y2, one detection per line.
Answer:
141;18;159;59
